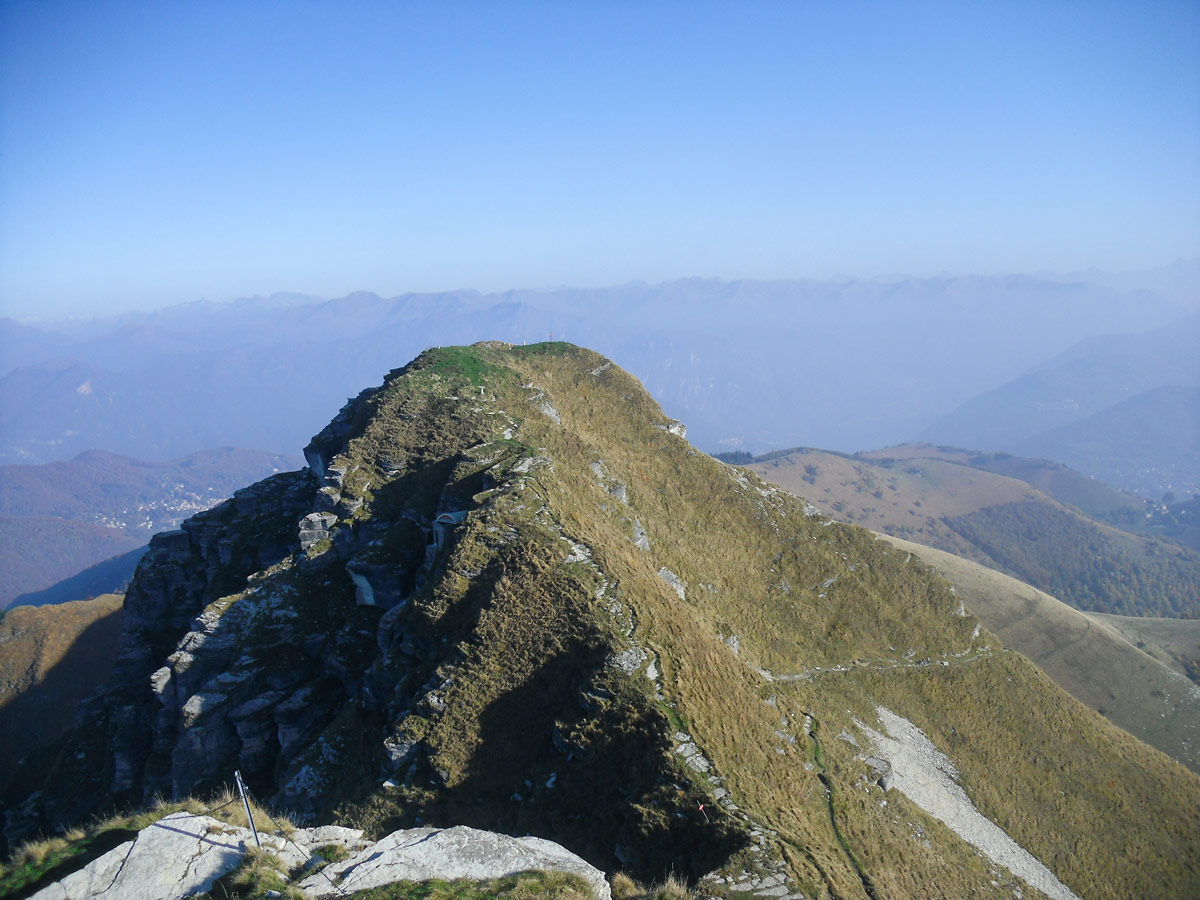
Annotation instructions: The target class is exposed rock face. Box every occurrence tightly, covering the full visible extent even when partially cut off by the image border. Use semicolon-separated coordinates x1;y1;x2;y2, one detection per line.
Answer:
301;825;611;900
11;346;746;882
30;814;601;900
8;470;317;836
854;707;1082;900
31;812;251;900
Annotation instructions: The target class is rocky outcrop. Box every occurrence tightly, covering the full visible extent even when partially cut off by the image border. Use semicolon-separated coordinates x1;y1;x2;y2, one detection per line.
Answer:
19;342;1172;900
654;419;687;439
301;825;610;899
31;812;253;900
854;707;1082;900
9;345;753;884
30;814;603;900
6;470;317;840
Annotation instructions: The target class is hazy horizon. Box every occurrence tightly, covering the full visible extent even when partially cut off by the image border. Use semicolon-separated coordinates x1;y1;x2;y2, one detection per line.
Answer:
2;1;1198;319
5;259;1199;327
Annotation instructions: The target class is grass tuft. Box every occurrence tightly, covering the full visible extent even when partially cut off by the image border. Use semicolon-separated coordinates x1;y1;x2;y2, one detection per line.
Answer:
610;872;692;900
205;845;305;899
342;870;598;900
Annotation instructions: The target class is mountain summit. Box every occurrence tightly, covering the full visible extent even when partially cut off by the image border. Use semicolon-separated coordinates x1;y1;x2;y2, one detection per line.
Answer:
10;342;1198;899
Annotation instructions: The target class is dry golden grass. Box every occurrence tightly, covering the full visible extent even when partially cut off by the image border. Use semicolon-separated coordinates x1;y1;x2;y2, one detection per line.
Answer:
1089;611;1200;678
0;594;125;797
331;342;1196;899
877;533;1200;773
610;872;693;900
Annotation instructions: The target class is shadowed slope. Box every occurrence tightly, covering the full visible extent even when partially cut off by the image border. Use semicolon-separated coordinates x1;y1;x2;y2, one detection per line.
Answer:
0;595;124;792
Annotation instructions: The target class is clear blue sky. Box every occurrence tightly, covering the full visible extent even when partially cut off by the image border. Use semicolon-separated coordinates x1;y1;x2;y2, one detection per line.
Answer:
2;0;1198;317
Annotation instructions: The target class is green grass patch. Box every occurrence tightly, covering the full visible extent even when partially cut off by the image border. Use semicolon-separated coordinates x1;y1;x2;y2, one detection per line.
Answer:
422;347;510;386
202;846;304;899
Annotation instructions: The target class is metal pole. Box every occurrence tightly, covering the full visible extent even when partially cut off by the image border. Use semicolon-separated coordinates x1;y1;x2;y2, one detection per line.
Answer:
235;770;261;849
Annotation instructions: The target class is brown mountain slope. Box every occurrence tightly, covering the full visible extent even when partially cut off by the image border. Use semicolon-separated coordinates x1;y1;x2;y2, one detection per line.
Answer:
0;594;124;792
856;444;1145;519
875;533;1200;773
750;447;1200;617
750;448;1033;561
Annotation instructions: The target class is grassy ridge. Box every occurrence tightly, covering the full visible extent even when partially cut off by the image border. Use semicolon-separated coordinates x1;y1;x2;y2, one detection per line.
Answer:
750;447;1200;617
321;343;1200;899
345;343;1198;898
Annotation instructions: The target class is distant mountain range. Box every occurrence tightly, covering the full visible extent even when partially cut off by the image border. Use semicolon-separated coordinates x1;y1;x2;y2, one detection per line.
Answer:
1053;257;1200;312
921;313;1200;496
0;276;1181;467
1018;385;1199;498
0;447;300;608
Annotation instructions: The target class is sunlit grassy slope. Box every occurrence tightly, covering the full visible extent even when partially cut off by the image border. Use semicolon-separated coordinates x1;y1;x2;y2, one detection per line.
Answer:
313;343;1198;900
0;594;124;792
1088;612;1200;680
750;447;1200;617
855;445;1145;519
876;533;1200;772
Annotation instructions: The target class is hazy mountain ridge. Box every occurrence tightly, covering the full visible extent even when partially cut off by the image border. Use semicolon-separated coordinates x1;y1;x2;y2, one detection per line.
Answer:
922;313;1200;496
1018;385;1199;498
8;343;1197;900
0;275;1180;465
1052;257;1200;311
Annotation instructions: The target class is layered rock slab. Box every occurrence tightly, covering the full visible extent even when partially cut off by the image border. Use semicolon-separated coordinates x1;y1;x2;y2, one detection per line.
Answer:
31;812;250;900
302;824;611;899
32;815;607;900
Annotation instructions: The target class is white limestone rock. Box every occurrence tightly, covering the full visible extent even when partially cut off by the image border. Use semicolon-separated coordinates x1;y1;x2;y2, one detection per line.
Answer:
657;567;686;600
854;707;1082;900
301;824;611;900
31;812;252;900
632;518;649;550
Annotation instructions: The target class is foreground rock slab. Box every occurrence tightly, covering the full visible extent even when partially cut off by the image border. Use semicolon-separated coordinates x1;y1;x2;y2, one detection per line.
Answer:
32;812;252;900
301;824;612;900
31;815;608;900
